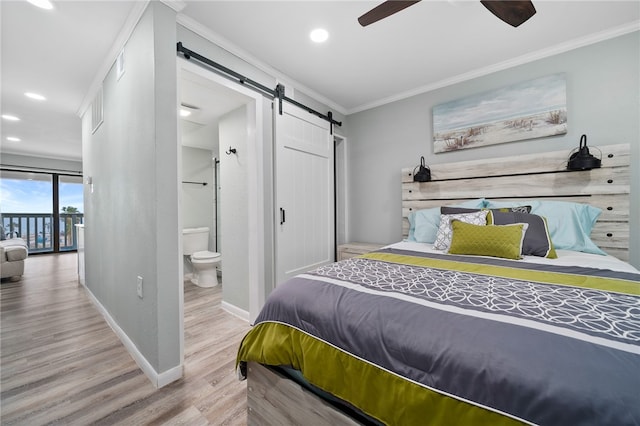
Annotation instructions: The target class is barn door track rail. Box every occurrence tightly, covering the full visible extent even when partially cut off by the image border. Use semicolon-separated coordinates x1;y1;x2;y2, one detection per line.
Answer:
177;42;342;132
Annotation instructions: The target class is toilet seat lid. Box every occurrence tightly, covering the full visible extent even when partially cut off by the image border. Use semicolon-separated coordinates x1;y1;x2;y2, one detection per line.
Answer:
192;251;220;260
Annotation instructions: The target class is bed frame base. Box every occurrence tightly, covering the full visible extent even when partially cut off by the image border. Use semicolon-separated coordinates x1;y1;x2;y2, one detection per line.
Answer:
246;362;364;426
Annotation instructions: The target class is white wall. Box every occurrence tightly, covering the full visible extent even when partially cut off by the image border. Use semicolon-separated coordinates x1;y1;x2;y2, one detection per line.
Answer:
181;146;215;277
81;2;181;382
219;105;249;311
182;120;219;151
346;32;640;268
181;146;215;242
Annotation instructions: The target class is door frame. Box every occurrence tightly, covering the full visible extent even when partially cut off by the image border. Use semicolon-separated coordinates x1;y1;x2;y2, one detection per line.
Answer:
177;58;266;364
334;133;349;248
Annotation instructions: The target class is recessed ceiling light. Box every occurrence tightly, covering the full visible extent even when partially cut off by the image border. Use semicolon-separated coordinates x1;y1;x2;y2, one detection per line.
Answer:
7;137;21;142
25;92;46;101
27;0;54;10
310;28;329;43
2;114;20;121
180;109;191;117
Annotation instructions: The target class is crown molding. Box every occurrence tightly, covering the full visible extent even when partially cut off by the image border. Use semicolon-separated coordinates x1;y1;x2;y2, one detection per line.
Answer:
176;14;347;116
347;21;640;115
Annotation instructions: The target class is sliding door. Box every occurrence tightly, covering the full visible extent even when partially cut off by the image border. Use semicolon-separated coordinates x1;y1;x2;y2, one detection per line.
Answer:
274;102;334;285
0;170;83;253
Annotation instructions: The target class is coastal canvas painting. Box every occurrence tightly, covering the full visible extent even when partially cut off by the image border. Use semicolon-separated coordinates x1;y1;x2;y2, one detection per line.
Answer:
433;74;567;153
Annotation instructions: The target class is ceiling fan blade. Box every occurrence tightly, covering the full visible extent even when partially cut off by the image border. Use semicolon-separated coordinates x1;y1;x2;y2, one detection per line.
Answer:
480;0;536;27
358;0;421;27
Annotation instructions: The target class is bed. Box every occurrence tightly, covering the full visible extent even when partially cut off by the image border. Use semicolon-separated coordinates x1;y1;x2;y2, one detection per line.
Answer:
237;143;639;425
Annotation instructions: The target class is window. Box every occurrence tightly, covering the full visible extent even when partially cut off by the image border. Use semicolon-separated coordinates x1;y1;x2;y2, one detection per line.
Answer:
0;170;83;253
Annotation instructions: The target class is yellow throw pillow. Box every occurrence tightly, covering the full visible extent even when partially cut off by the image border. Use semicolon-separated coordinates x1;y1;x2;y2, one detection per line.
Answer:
448;220;528;260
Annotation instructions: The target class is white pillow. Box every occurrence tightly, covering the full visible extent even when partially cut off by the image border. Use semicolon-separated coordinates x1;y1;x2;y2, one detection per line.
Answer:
433;210;489;250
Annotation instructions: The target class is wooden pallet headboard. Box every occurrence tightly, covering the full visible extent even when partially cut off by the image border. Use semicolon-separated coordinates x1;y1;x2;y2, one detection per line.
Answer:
402;143;631;261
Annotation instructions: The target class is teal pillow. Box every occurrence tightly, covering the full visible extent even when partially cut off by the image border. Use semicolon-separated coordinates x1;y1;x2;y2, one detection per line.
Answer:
408;212;416;241
530;201;605;255
448;220;528;260
412;207;441;243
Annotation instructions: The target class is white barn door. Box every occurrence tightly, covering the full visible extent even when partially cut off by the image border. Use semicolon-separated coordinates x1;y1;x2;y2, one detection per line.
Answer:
275;102;334;286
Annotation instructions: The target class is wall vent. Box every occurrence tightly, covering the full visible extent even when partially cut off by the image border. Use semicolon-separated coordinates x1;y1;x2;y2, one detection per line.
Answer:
91;85;103;134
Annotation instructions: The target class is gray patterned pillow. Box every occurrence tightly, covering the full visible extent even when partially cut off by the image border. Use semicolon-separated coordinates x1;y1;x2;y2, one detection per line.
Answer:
433;210;489;250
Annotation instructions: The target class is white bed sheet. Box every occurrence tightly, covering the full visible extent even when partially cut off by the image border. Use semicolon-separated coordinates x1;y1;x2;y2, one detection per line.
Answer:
387;241;639;274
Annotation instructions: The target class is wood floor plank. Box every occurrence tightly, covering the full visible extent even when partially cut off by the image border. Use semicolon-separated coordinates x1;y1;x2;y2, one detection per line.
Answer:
1;253;252;425
160;405;210;426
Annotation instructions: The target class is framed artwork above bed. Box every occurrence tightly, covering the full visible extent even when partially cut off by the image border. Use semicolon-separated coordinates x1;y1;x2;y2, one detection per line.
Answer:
433;73;568;153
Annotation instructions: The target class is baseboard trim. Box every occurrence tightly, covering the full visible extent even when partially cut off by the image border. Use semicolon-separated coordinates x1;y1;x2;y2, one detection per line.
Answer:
83;286;183;389
157;363;184;388
221;300;250;323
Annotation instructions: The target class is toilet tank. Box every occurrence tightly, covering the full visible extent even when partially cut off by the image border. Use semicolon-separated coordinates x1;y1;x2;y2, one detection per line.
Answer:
183;227;210;255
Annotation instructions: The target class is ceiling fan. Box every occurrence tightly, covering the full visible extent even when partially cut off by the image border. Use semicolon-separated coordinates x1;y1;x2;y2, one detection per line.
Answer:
358;0;536;28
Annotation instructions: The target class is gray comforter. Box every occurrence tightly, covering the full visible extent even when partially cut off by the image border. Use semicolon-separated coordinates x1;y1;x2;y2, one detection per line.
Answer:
239;248;640;425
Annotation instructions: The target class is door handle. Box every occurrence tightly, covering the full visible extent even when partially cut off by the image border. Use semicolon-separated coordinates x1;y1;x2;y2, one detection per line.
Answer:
280;208;286;225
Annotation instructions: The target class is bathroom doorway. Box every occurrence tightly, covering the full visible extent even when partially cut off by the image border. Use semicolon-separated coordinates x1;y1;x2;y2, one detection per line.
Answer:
179;68;247;282
177;58;267;364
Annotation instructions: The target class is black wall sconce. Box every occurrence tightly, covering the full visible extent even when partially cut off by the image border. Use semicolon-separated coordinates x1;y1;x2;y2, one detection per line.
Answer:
413;156;431;182
567;134;601;171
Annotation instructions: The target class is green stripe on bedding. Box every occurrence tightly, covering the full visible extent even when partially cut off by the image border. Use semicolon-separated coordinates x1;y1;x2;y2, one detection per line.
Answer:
237;322;526;426
362;252;640;296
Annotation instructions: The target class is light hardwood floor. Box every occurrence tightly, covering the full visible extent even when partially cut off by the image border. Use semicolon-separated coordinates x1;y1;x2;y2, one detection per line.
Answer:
1;253;252;425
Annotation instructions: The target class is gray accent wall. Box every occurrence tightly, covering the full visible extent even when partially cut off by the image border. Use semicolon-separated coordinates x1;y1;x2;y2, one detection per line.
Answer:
346;32;640;268
81;2;180;375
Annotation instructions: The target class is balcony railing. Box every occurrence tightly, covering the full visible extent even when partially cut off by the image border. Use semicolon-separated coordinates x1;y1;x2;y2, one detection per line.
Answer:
1;213;84;253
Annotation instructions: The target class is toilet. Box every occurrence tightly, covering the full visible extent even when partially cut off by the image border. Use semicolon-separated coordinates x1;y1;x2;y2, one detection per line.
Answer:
182;227;221;288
